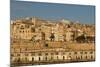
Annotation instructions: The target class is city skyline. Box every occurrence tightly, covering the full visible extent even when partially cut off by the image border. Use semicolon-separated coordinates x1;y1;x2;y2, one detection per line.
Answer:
11;0;95;24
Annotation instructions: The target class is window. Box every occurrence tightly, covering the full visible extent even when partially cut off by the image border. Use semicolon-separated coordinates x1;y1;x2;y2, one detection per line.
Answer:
20;25;24;29
41;32;45;40
51;53;54;55
17;58;20;62
76;56;80;60
19;31;21;33
25;48;27;51
68;56;72;60
39;28;41;31
69;52;71;55
45;43;48;47
80;52;83;54
51;56;53;60
25;54;28;56
25;57;28;61
56;52;59;55
57;56;59;60
91;55;93;59
32;57;34;61
74;52;77;54
38;53;42;56
76;56;78;59
67;25;71;28
90;51;93;54
63;56;65;60
31;27;35;32
62;52;65;55
25;25;29;28
45;53;48;56
11;54;14;56
16;26;19;29
85;52;87;54
31;53;35;56
17;54;20;56
85;56;88;59
80;56;82;59
39;57;41;61
45;56;47;61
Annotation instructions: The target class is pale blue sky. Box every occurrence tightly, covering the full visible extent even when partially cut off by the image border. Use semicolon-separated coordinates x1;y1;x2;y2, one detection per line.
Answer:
11;0;95;24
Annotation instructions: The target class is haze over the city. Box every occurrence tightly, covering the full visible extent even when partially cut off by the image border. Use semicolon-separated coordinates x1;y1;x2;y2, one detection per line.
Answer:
11;0;95;24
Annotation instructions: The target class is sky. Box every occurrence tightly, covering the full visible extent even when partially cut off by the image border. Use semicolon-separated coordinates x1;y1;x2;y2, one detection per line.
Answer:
10;0;95;24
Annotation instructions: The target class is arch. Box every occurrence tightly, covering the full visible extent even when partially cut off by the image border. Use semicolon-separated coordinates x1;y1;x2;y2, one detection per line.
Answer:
32;57;34;61
91;55;93;59
17;57;20;62
57;56;59;60
68;56;72;60
45;56;47;61
63;56;65;60
39;57;41;61
51;56;53;60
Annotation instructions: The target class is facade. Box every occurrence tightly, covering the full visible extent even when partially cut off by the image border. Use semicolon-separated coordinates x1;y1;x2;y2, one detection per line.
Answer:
11;17;95;66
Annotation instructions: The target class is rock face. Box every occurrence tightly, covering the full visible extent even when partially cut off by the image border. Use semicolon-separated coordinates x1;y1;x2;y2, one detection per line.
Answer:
10;17;95;66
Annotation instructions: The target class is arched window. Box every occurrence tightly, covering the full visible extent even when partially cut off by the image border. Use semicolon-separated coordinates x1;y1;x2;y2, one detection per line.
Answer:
45;53;48;56
38;53;42;56
85;52;87;54
51;53;54;55
17;58;20;62
80;52;83;54
68;56;72;60
31;53;35;56
25;57;27;61
17;54;20;56
45;56;47;61
11;54;14;56
57;56;59;60
25;53;28;56
39;57;41;61
32;57;34;61
63;56;65;60
85;56;88;59
91;55;93;59
74;52;77;54
56;52;59;55
80;56;82;59
90;51;93;54
69;52;71;55
20;25;24;29
51;56;53;60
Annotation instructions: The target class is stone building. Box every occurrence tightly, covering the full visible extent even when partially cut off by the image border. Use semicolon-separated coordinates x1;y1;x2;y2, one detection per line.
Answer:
11;17;95;66
11;17;79;42
11;41;95;66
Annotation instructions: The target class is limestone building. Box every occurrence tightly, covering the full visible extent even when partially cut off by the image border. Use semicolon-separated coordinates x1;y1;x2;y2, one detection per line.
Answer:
11;17;95;66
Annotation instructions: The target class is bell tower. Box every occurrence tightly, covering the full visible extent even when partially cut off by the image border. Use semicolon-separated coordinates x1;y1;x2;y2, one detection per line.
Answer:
32;17;36;26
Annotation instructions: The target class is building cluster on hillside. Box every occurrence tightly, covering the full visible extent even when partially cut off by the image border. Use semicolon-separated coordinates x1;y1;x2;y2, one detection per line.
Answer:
10;17;95;66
